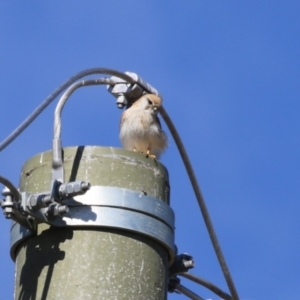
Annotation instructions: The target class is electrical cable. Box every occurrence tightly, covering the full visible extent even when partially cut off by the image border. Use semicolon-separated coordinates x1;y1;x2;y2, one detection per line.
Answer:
0;68;135;153
0;175;21;201
179;272;232;300
52;78;117;182
54;78;116;140
160;106;240;300
175;284;205;300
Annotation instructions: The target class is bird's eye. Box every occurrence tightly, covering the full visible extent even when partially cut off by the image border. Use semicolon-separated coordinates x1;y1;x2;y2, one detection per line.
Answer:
147;99;153;105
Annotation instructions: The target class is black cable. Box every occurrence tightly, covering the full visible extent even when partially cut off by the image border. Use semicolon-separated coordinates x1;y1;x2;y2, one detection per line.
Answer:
179;272;232;300
175;284;205;300
0;174;21;201
160;106;239;300
0;68;135;152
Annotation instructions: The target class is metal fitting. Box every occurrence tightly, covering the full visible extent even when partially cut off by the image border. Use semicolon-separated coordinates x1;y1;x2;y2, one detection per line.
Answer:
125;72;159;97
1;187;15;219
169;253;195;275
28;194;53;211
107;74;144;108
2;186;11;197
58;180;90;199
168;276;181;293
116;94;128;109
46;204;69;218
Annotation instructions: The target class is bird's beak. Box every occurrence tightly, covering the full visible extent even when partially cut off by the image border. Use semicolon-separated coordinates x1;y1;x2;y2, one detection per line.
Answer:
153;106;158;112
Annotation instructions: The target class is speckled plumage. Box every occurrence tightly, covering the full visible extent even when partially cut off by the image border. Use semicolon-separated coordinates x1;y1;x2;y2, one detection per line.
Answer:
120;94;167;159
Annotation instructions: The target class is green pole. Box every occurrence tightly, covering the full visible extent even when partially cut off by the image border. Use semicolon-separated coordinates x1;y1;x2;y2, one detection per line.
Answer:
12;146;175;300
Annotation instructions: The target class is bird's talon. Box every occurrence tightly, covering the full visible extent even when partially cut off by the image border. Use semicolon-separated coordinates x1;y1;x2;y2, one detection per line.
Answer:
146;150;156;159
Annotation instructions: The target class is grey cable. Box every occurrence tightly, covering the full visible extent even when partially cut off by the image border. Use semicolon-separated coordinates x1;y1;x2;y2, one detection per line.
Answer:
52;78;117;183
179;272;232;300
54;78;117;140
0;68;135;152
160;106;239;300
175;284;205;300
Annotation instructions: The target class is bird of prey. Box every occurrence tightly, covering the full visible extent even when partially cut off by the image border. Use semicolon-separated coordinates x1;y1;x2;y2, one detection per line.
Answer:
120;94;167;159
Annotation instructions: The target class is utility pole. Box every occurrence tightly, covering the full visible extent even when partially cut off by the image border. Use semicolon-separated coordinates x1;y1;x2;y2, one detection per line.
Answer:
1;68;238;300
11;146;175;300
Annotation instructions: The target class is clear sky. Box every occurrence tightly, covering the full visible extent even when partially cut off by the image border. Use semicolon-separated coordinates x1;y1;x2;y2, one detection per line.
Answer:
0;2;299;299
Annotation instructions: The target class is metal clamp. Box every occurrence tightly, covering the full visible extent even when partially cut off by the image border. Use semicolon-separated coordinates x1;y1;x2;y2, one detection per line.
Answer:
11;186;176;263
24;179;91;223
107;72;160;109
52;186;175;262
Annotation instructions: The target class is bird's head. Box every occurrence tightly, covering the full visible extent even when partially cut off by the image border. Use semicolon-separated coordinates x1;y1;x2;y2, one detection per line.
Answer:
135;94;162;113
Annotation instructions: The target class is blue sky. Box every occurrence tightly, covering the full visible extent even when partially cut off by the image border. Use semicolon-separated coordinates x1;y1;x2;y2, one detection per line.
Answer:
0;1;299;299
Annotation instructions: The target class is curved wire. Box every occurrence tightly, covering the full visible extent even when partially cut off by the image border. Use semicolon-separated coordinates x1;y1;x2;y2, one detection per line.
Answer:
54;78;117;140
179;272;232;300
160;106;239;300
0;174;21;201
51;78;117;182
0;68;135;153
175;284;205;300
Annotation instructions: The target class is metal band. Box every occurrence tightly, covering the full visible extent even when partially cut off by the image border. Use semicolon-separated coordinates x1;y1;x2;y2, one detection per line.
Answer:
52;206;175;260
11;186;176;261
63;186;175;229
61;186;175;259
10;221;35;261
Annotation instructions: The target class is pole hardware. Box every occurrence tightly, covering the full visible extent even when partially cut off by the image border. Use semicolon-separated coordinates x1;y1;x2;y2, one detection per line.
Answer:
59;180;91;198
1;178;91;230
168;276;206;300
1;185;33;230
23;179;91;223
2;187;15;219
11;184;175;263
5;145;175;270
168;276;181;294
169;253;195;275
45;203;69;218
107;72;160;109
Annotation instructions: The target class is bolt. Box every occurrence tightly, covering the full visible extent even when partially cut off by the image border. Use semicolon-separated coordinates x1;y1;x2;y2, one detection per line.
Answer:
116;94;128;109
46;204;69;218
2;187;11;197
3;206;13;219
41;195;52;206
169;253;195;275
29;195;37;208
58;205;69;214
1;187;14;219
59;181;91;199
81;182;91;192
183;259;194;269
